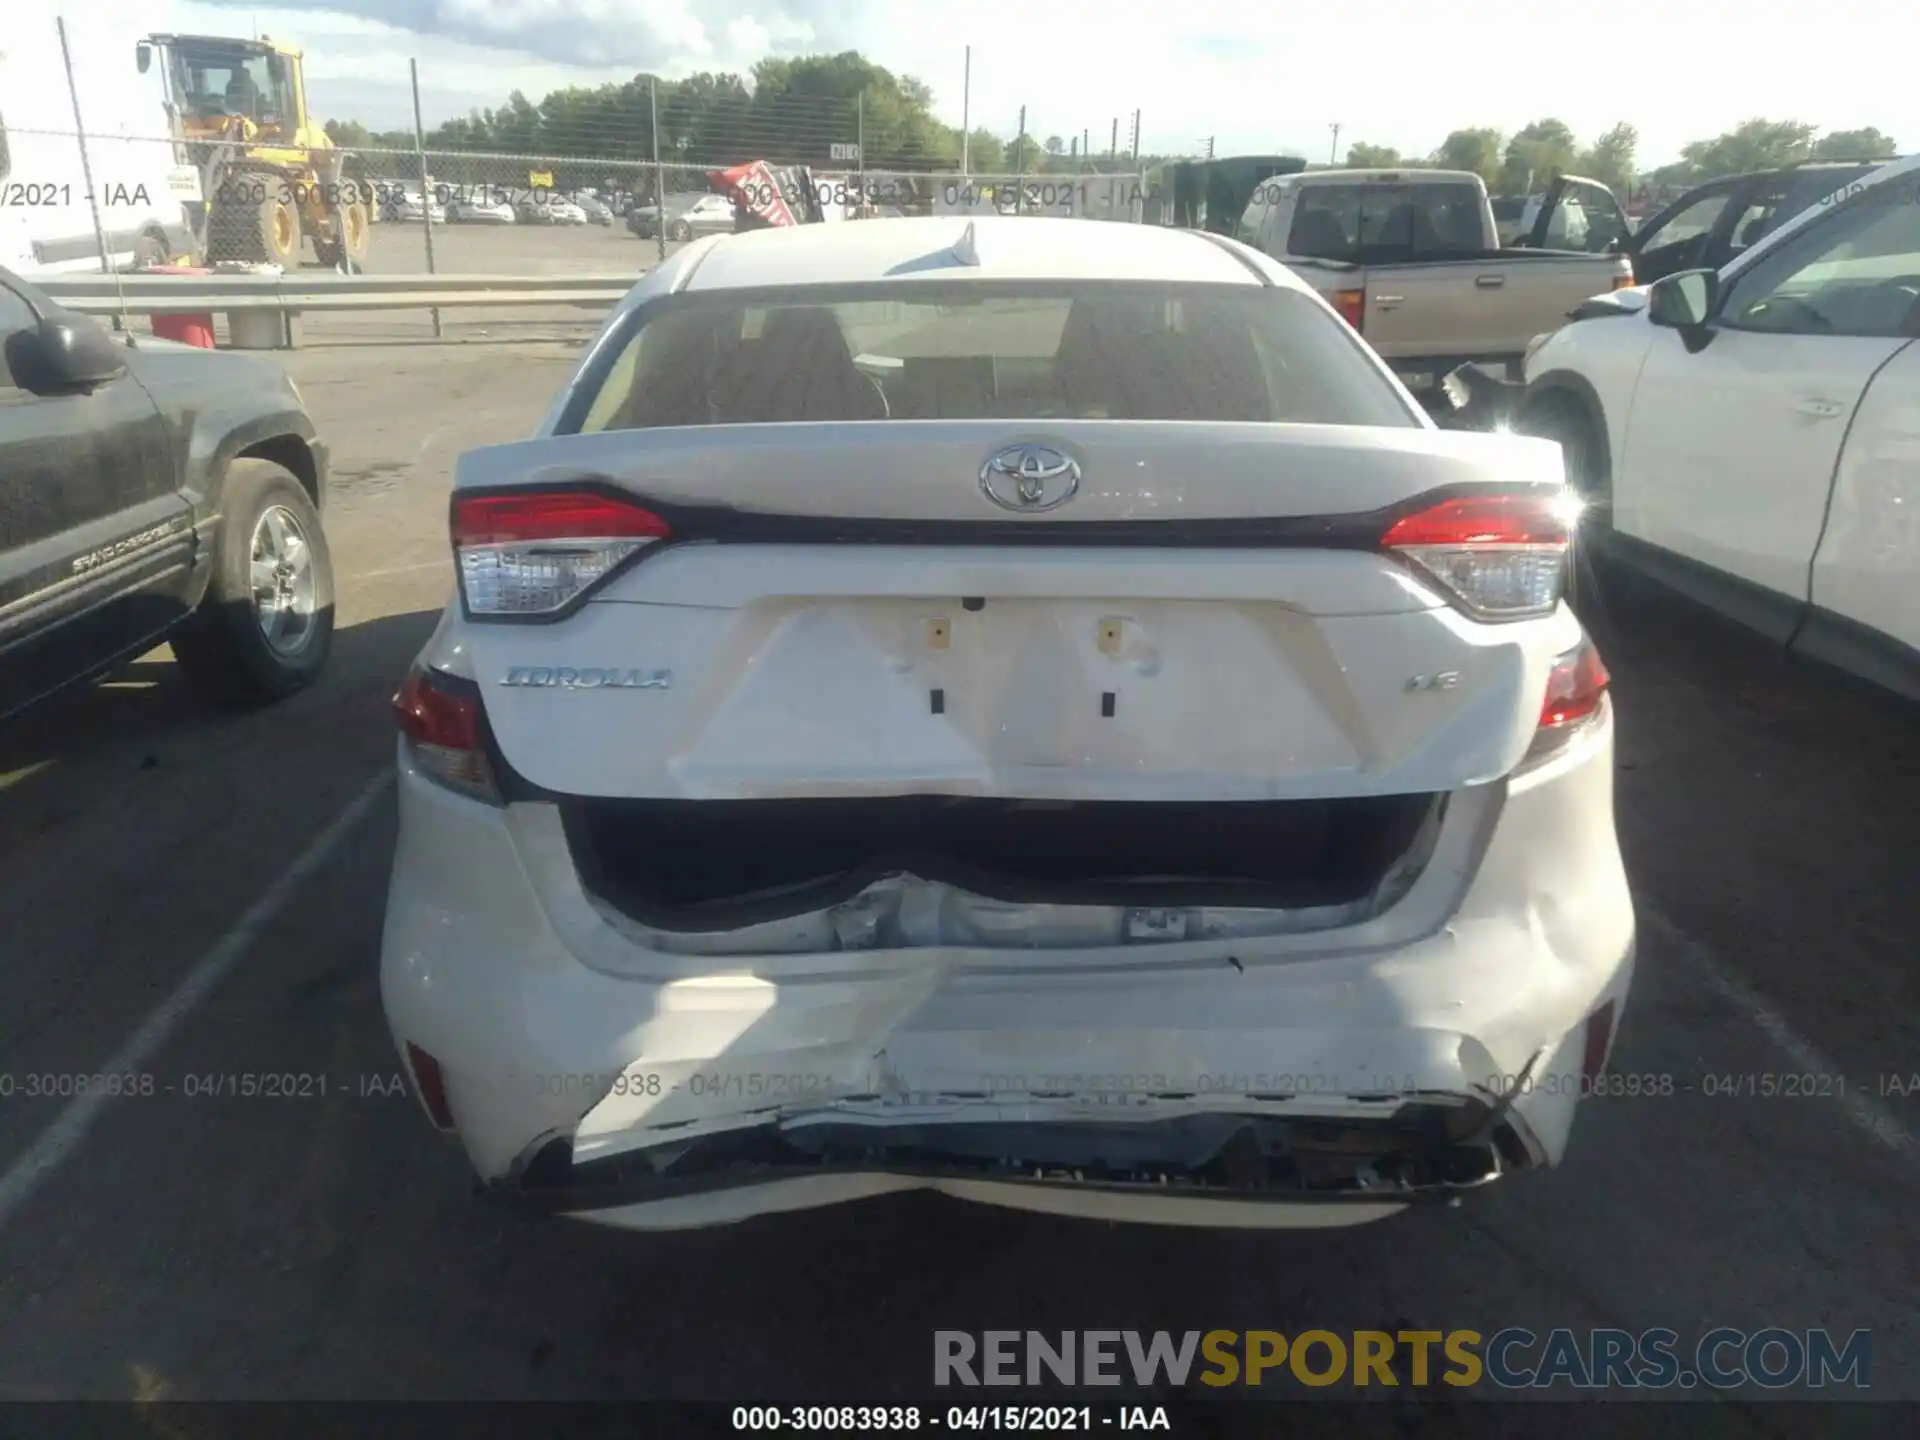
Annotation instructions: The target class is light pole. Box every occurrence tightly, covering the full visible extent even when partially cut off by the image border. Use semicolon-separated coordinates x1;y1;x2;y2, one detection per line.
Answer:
1329;122;1341;165
960;46;971;175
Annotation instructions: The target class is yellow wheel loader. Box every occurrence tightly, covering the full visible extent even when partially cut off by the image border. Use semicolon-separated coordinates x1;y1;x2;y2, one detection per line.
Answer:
138;33;371;270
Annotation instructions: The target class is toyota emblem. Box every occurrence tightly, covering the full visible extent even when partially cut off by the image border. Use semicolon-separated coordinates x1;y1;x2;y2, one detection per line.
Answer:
979;444;1081;513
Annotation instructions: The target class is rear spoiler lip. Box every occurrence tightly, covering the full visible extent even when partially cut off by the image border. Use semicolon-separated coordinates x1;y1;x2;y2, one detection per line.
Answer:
449;477;1566;628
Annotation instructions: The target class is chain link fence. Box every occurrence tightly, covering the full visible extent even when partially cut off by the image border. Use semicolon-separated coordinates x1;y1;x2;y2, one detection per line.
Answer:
9;15;1159;278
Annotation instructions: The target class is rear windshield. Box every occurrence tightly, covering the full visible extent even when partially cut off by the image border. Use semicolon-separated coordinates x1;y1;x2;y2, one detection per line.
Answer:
565;283;1417;432
1288;183;1487;262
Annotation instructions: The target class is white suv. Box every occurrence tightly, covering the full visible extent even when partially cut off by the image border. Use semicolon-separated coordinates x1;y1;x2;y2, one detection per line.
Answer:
381;216;1635;1231
1515;153;1920;701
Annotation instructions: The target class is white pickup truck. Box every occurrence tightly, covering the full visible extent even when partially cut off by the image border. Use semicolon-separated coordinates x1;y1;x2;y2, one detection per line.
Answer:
1236;169;1635;399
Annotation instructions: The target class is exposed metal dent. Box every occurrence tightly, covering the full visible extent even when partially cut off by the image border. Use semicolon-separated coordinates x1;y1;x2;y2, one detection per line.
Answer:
521;1098;1526;1217
577;795;1450;956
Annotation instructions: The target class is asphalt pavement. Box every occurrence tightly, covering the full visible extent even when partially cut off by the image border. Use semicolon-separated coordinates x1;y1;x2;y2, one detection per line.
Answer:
0;337;1915;1428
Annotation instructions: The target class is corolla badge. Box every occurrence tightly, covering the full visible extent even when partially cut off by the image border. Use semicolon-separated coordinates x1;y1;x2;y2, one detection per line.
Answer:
979;444;1081;512
500;666;672;689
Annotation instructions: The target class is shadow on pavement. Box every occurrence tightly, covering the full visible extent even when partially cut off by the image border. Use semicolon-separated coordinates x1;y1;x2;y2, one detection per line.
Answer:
0;608;438;843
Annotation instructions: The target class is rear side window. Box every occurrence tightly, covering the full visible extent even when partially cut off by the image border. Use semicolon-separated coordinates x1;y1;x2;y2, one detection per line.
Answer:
1287;183;1485;262
568;284;1418;433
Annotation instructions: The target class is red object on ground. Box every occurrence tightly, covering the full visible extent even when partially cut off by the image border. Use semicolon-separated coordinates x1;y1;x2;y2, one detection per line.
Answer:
145;265;216;349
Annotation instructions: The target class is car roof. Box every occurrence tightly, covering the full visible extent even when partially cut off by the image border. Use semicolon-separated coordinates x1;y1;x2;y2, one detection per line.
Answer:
1294;169;1484;186
1720;152;1920;275
1679;159;1889;197
681;216;1282;291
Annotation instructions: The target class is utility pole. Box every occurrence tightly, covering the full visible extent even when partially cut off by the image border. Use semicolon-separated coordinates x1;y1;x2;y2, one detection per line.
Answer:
960;46;971;175
409;57;442;336
56;18;112;277
1205;136;1215;162
650;78;667;264
1329;122;1341;166
1130;110;1141;161
1110;118;1118;158
1015;103;1027;213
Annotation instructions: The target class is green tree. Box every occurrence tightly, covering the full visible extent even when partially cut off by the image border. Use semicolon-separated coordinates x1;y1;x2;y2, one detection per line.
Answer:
660;71;754;161
1811;127;1898;159
1345;142;1403;168
327;48;1018;178
963;129;1006;173
1678;119;1818;180
1574;122;1638;193
1431;127;1504;187
1500;118;1577;194
1005;133;1044;173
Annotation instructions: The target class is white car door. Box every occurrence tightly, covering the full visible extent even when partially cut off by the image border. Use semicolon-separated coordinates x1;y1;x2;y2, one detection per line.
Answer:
1807;338;1920;671
1614;190;1920;606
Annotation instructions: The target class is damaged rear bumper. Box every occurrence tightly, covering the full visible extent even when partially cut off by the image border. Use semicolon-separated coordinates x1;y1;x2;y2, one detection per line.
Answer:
484;1097;1544;1231
382;703;1634;1231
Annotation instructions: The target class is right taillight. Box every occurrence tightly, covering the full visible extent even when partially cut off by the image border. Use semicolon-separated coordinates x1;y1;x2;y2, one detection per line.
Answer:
1539;637;1610;729
404;1042;458;1131
453;489;671;617
1381;490;1578;619
393;665;500;803
1522;636;1611;768
1332;288;1365;331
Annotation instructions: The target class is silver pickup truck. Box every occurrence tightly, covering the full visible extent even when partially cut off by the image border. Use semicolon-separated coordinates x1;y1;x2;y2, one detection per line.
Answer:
1236;169;1635;399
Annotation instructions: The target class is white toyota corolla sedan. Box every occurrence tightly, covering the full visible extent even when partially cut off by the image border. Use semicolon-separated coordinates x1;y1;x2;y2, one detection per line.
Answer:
381;215;1635;1231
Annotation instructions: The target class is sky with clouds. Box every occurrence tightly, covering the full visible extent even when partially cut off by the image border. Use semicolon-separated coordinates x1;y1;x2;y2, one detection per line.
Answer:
11;0;1914;167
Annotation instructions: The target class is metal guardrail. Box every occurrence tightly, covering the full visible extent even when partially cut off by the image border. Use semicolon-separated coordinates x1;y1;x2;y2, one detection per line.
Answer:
34;272;635;316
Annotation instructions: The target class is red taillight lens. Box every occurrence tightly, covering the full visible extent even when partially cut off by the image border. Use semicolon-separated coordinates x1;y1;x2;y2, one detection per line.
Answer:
452;490;671;617
452;491;672;546
393;666;499;802
1540;638;1611;729
1519;635;1611;770
405;1042;457;1131
1382;491;1576;618
1332;288;1365;331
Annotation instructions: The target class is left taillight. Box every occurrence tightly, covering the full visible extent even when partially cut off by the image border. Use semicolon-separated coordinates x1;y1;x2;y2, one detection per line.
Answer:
453;489;671;617
1381;490;1580;620
393;666;500;803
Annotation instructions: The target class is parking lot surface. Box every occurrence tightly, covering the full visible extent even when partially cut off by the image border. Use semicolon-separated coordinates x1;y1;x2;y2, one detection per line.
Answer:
356;215;667;276
0;336;1914;1426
